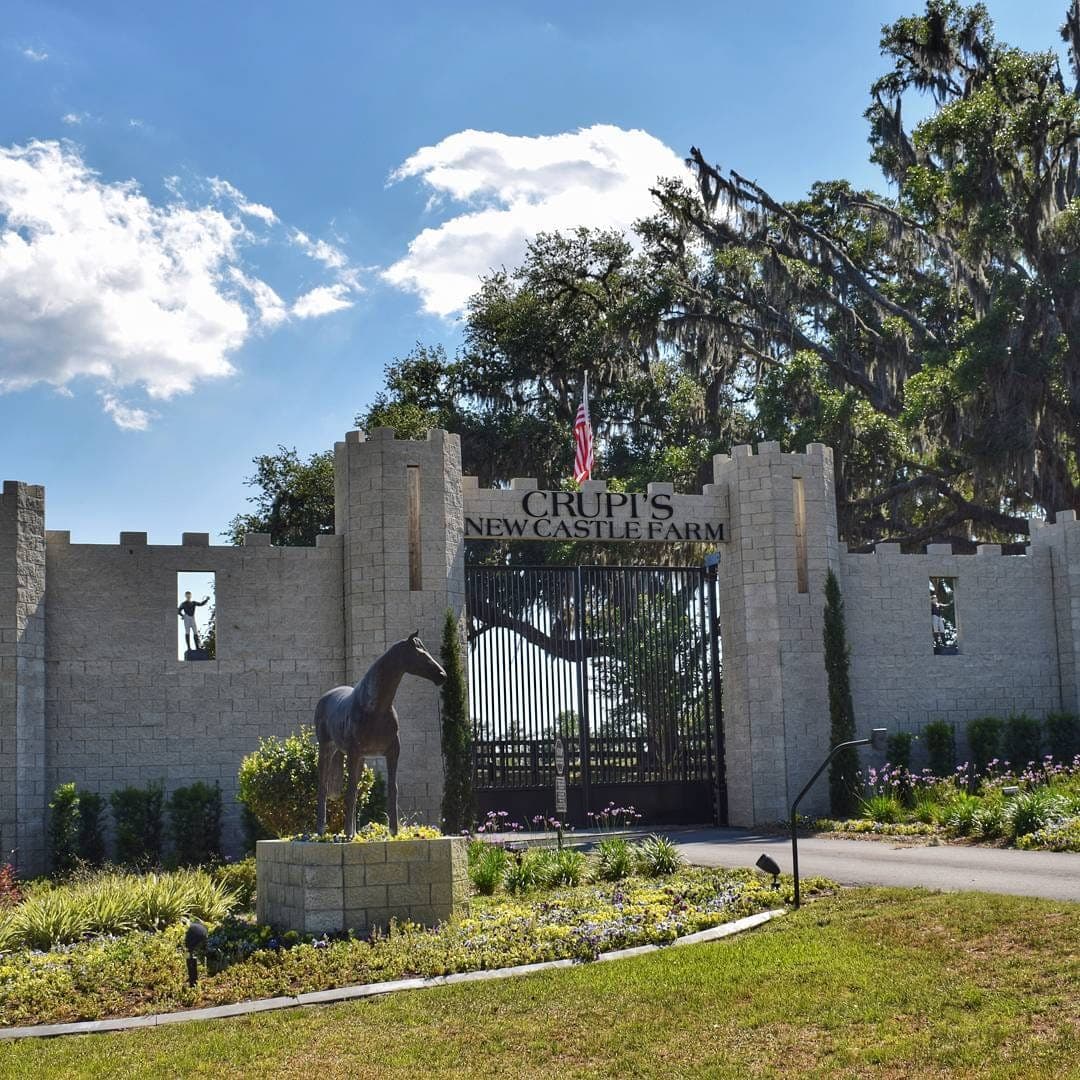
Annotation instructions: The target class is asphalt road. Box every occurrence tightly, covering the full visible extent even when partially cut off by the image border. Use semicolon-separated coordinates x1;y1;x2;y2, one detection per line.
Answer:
671;827;1080;902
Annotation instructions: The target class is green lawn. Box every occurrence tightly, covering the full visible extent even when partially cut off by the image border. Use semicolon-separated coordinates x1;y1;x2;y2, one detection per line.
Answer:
1;888;1077;1079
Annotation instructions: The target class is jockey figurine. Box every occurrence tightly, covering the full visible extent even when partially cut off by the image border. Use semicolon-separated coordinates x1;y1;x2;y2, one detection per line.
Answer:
177;591;210;653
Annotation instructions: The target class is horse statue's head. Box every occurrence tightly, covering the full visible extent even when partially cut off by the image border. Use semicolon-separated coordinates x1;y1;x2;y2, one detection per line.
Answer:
398;631;448;686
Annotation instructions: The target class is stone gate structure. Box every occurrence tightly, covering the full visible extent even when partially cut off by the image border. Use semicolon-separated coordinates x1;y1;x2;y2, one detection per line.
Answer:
3;429;1079;872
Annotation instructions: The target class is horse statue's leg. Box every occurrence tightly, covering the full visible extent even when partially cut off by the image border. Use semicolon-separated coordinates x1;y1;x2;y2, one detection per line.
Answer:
316;739;335;834
344;746;364;840
386;736;400;836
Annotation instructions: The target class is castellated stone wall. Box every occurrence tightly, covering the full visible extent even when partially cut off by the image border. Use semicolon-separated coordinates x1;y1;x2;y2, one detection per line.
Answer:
41;530;346;863
841;541;1067;754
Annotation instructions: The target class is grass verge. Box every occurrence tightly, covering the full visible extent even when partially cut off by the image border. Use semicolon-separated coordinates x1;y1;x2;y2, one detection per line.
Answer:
0;888;1076;1078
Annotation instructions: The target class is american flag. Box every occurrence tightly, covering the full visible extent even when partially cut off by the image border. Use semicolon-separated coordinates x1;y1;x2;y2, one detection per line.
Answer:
573;375;594;484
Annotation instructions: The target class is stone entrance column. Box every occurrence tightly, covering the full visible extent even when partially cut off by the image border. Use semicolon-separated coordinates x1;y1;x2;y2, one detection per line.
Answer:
333;428;465;825
0;482;47;874
713;443;841;825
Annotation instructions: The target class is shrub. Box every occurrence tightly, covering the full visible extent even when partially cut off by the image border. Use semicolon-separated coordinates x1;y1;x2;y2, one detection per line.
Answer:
211;858;257;910
635;835;684;877
1045;712;1080;763
0;867;238;950
944;792;983;835
237;727;374;837
1002;714;1042;769
594;837;634;882
543;848;586;887
924;721;956;777
440;609;475;834
860;794;903;824
468;844;508;895
971;802;1005;839
77;792;107;866
48;782;81;875
1003;789;1069;839
167;782;223;866
109;782;165;865
1016;816;1080;852
911;792;944;826
0;864;22;908
967;716;1003;775
886;733;914;772
359;770;388;828
503;849;553;893
824;570;859;816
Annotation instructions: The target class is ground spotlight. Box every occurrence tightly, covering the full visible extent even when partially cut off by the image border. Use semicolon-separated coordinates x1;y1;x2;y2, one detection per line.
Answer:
185;919;208;987
755;853;781;889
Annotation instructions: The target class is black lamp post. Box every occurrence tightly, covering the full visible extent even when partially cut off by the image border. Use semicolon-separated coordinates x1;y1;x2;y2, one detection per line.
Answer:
790;728;887;907
184;920;208;987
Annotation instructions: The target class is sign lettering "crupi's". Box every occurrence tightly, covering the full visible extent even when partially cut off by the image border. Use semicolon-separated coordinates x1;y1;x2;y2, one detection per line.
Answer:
463;490;725;543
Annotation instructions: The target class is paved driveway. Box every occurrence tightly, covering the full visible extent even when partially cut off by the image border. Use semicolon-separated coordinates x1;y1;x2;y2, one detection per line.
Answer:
671;827;1080;902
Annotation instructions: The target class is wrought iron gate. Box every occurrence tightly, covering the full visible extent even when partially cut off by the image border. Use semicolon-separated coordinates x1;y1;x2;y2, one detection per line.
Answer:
465;564;724;826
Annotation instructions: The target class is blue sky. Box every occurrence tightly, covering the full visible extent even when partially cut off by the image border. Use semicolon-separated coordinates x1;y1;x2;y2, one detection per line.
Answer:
0;1;1061;543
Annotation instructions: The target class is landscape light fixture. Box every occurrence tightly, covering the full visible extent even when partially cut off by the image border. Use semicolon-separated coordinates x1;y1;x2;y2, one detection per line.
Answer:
185;919;208;987
790;728;888;908
755;852;781;889
1002;786;1020;797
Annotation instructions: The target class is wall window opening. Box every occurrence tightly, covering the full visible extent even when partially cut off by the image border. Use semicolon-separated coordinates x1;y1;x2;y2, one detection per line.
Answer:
177;572;215;660
929;577;958;654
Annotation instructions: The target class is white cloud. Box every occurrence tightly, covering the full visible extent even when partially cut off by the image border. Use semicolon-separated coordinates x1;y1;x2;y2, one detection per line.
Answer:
291;228;348;270
22;47;48;62
209;177;278;225
383;124;688;316
99;393;155;431
292;284;353;319
61;112;86;126
0;140;359;427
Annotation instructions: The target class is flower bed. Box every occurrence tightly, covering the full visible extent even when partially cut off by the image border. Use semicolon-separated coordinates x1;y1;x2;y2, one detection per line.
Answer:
0;867;829;1028
818;755;1080;850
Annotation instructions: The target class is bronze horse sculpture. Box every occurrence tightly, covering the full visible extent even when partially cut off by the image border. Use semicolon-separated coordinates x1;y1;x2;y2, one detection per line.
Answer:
315;632;447;837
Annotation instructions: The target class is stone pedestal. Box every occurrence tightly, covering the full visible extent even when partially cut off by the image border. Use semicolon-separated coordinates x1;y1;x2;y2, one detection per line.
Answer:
255;837;469;935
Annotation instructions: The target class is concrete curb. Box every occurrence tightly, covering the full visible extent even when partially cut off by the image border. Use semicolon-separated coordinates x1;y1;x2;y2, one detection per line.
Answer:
0;909;786;1041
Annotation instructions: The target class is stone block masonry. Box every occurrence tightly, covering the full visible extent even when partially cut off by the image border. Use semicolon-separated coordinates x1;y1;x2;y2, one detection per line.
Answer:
255;837;469;935
4;427;1080;873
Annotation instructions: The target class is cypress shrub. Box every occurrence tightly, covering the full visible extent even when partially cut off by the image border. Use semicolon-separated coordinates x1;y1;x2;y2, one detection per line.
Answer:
48;783;81;875
109;781;165;865
440;608;475;833
824;570;859;816
886;732;914;771
924;720;956;777
359;770;388;827
76;791;107;866
967;716;1003;775
1002;713;1042;769
167;781;223;866
1044;712;1079;763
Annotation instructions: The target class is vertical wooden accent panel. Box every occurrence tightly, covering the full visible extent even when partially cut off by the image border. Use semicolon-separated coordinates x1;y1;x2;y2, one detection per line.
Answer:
793;476;808;594
407;465;422;591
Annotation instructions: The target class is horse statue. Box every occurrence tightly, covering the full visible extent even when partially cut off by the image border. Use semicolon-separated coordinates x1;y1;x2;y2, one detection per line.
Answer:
314;632;447;837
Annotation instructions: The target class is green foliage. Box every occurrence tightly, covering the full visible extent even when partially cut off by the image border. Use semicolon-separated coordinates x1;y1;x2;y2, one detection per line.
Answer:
1016;816;1080;852
76;792;107;867
824;571;859;816
109;782;165;866
634;835;683;877
236;727;374;838
544;848;587;887
966;716;1003;774
1044;712;1080;763
166;782;223;866
210;858;257;911
886;733;914;772
468;844;508;895
359;771;388;828
923;721;957;777
1003;790;1069;840
860;794;904;824
594;837;634;882
943;792;983;836
439;610;475;834
1002;714;1042;768
0;868;238;951
224;446;335;547
48;783;81;875
503;849;554;894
